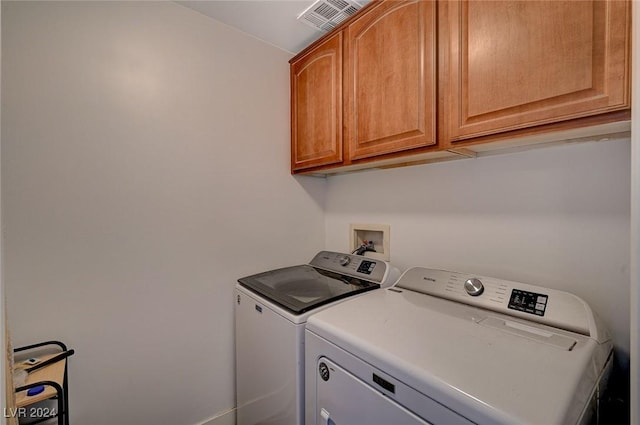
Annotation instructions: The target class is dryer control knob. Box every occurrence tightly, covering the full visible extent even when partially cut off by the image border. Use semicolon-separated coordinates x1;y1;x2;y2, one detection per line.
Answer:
464;278;484;296
339;256;351;266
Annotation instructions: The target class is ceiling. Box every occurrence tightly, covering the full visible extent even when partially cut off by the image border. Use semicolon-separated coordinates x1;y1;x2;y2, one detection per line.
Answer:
177;1;329;54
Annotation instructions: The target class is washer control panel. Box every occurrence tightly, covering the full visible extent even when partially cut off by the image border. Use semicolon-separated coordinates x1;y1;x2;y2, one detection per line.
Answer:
395;267;594;337
310;251;387;284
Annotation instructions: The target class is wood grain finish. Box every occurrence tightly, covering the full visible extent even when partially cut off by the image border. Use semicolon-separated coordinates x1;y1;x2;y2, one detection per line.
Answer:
14;353;66;408
5;323;18;425
291;32;343;171
290;0;631;175
345;0;437;161
443;0;631;143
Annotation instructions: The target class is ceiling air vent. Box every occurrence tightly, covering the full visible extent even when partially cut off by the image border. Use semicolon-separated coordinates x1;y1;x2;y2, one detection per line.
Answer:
297;0;364;32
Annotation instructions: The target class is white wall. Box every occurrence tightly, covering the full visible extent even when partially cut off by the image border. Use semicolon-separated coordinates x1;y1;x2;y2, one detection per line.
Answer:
0;2;4;423
630;1;640;422
325;138;631;380
1;2;325;424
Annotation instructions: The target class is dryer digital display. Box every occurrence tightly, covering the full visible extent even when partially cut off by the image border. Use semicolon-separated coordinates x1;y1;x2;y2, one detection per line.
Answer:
508;289;548;316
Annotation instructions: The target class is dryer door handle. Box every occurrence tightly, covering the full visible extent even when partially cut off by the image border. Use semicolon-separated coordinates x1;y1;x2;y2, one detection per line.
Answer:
320;408;335;425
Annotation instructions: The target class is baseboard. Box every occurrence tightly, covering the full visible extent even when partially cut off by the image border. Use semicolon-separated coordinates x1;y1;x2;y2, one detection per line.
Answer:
195;408;236;425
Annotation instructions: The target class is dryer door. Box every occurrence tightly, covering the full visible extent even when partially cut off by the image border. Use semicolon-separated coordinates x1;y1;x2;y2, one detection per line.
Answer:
315;358;430;425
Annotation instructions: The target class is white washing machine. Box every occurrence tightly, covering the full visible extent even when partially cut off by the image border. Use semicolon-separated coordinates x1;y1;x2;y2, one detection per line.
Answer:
235;251;400;425
305;267;613;425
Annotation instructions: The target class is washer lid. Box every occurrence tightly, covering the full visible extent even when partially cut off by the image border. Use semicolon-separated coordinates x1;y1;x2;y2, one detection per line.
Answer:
238;264;378;314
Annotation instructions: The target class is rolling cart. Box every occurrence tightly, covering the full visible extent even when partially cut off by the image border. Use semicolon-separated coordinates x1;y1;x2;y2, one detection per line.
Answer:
13;341;74;425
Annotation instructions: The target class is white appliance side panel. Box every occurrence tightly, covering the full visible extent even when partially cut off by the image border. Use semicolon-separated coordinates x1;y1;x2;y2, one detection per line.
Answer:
235;287;304;425
316;357;431;425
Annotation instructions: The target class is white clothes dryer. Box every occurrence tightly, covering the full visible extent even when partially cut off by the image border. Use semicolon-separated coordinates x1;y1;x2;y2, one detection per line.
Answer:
305;267;613;425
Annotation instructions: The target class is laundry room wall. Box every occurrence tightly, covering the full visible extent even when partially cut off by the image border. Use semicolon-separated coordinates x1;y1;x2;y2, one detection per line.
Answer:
630;2;640;422
1;2;325;424
325;138;631;397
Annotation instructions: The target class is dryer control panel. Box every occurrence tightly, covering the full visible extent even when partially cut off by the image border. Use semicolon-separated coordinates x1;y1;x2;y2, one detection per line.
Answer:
395;267;606;341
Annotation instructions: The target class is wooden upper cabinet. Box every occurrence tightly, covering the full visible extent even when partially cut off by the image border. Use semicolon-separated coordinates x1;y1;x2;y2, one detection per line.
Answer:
442;0;631;143
345;0;437;161
290;0;631;174
291;32;343;171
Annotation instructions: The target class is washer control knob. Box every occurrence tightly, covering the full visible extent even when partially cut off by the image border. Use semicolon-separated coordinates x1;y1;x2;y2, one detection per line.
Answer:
464;278;484;296
339;256;351;266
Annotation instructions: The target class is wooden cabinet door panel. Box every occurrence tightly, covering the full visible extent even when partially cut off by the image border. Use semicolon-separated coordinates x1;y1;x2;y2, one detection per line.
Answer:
291;33;343;171
346;0;436;161
444;0;630;142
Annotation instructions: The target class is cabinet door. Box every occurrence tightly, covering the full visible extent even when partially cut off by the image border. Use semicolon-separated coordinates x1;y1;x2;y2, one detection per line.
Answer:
291;32;343;172
345;0;437;161
443;0;630;143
